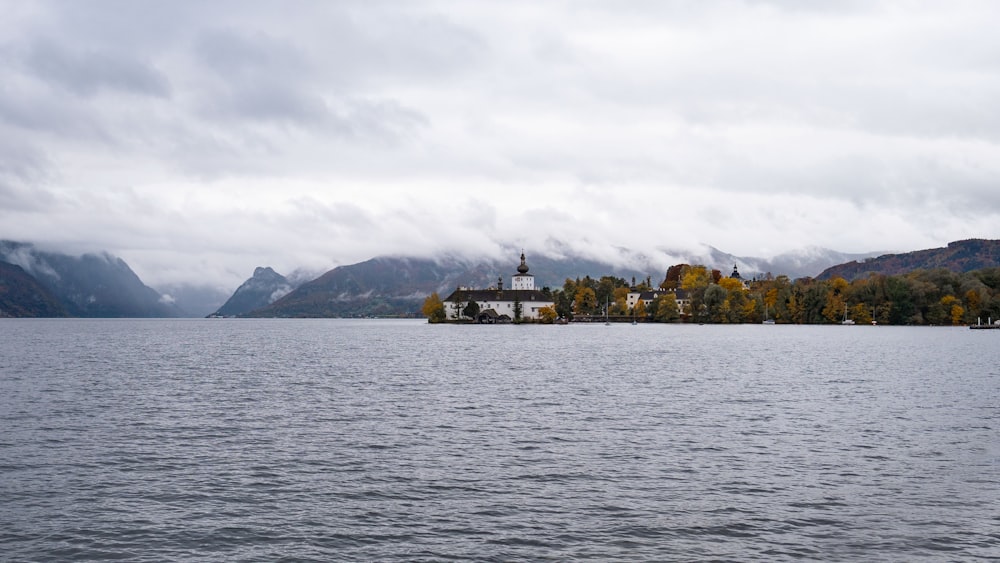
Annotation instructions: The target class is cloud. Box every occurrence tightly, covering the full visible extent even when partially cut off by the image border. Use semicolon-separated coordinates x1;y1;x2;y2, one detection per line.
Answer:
20;38;171;98
1;0;1000;291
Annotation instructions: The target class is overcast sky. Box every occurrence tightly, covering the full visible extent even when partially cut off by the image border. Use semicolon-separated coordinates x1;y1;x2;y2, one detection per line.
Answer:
3;1;1000;289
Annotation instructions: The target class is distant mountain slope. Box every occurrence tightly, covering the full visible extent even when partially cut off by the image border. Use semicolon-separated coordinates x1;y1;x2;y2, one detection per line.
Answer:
0;241;182;317
0;261;69;317
241;245;894;318
213;267;296;317
244;257;460;318
243;253;657;318
725;247;885;279
816;239;1000;280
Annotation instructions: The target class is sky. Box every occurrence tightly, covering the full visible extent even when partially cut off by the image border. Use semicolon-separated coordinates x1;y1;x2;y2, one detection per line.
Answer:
3;0;1000;290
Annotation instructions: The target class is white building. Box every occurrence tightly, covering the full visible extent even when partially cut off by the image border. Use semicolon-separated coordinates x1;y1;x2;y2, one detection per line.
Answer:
442;252;555;322
626;289;691;314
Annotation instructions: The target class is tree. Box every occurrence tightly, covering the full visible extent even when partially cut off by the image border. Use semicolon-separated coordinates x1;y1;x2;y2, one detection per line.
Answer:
951;303;966;325
513;296;523;323
449;289;465;320
574;286;597;315
681;266;710;292
633;299;647;318
662;264;686;290
703;284;727;322
718;277;748;323
941;295;965;326
538;305;558;324
463;300;480;319
422;293;446;323
654;294;680;322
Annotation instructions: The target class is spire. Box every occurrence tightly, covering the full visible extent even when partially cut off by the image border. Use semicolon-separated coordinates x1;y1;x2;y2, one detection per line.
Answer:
517;250;529;274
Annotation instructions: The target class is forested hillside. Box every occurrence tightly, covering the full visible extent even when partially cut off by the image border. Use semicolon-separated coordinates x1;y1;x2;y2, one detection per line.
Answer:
817;239;1000;281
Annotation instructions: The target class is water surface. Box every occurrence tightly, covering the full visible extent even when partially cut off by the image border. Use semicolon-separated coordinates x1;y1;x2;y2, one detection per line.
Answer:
1;319;998;560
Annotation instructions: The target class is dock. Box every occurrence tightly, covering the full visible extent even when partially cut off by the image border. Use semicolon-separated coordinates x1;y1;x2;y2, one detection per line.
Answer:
970;318;1000;329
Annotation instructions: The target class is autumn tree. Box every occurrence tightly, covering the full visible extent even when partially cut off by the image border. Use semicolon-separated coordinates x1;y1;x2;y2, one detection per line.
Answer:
940;295;965;326
574;286;598;315
822;277;850;323
538;305;558;324
662;264;686;290
633;299;647;319
653;294;680;322
422;293;446;323
718;277;748;323
681;265;711;321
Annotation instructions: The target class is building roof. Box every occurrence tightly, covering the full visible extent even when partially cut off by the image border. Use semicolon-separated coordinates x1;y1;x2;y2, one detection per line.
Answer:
515;251;531;275
632;289;690;300
443;288;552;303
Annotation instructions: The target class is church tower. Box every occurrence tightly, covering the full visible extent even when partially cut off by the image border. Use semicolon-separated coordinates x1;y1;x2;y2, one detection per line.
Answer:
511;251;535;291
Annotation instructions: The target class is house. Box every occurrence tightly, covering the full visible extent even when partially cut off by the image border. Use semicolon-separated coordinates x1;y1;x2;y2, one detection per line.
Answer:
626;288;690;314
441;252;555;322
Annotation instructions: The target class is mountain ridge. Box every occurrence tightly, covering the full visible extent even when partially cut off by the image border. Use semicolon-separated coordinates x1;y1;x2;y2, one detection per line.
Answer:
0;240;183;317
816;239;1000;280
212;266;297;317
0;261;70;317
239;245;885;318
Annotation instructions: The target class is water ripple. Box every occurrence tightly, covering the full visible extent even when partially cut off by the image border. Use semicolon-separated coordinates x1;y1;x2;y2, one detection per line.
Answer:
1;320;998;561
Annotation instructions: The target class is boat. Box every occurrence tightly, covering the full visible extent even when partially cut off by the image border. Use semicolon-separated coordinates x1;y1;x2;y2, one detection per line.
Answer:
841;304;855;325
762;303;775;324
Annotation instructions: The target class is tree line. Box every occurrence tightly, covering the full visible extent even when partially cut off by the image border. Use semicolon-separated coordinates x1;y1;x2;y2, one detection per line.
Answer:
423;265;1000;325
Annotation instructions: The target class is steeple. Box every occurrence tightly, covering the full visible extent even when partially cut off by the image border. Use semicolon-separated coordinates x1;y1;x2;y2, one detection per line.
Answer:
511;250;535;291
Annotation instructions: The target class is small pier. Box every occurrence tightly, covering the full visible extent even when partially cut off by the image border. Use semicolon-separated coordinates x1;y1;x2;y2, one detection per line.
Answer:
970;317;1000;330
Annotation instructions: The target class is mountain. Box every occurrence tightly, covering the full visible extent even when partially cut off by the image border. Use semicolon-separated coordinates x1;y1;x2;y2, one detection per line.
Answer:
240;244;895;318
0;241;182;317
241;253;650;318
212;267;296;317
687;245;884;280
0;261;70;317
816;239;1000;281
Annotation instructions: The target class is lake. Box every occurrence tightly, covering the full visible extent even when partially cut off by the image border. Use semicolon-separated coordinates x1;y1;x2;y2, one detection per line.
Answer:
1;319;997;561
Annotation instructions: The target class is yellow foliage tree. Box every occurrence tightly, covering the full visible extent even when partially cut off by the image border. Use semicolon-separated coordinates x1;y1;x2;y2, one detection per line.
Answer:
574;286;597;315
654;294;680;322
718;277;744;293
633;299;647;318
965;289;981;314
422;292;446;323
951;304;966;326
681;266;710;291
538;305;558;324
615;296;628;314
764;288;779;309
